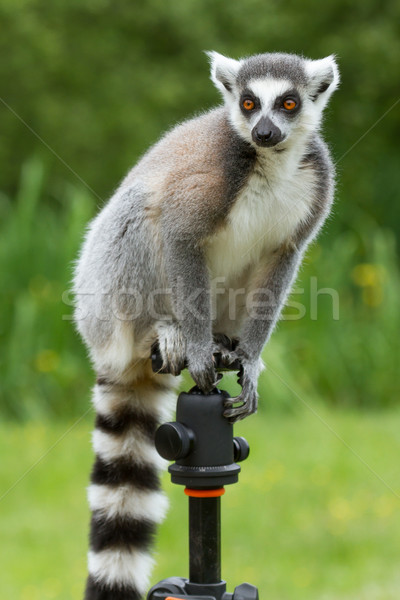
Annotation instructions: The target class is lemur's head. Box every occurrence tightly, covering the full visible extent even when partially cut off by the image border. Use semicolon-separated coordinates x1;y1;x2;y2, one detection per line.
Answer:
207;51;339;151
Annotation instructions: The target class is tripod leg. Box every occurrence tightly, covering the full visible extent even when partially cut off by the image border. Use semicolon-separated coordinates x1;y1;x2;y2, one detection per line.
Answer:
189;496;221;584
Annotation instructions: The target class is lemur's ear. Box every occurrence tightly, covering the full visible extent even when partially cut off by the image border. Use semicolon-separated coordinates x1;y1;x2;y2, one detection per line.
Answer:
206;51;242;97
305;55;340;106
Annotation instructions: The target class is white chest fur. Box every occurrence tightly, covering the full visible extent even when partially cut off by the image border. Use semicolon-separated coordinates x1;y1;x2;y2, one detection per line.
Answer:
206;161;316;283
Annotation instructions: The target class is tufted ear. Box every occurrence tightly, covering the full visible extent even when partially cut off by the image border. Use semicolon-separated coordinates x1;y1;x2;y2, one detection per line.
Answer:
305;55;340;107
206;51;242;98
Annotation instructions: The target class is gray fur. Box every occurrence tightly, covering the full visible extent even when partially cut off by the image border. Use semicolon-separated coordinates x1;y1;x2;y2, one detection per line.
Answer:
237;53;308;89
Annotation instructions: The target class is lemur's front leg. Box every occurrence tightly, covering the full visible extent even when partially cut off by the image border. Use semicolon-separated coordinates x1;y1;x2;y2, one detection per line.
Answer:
161;235;219;393
224;246;302;422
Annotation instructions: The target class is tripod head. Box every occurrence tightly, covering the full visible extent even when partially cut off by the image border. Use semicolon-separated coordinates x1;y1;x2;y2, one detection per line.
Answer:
147;344;259;600
156;388;249;488
151;341;249;487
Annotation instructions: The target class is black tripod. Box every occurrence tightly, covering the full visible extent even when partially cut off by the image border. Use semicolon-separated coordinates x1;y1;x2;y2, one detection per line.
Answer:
147;347;259;600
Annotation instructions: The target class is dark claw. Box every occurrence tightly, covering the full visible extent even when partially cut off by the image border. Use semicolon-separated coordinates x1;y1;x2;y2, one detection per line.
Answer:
213;333;239;352
212;334;242;370
165;357;186;377
223;395;258;422
188;352;217;394
223;365;258;422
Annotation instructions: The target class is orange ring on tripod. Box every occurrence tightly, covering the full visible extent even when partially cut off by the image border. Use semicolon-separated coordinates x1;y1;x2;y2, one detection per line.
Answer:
184;487;225;498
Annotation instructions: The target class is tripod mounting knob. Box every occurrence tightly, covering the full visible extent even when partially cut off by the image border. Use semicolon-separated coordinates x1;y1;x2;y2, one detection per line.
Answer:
156;422;194;461
233;437;250;463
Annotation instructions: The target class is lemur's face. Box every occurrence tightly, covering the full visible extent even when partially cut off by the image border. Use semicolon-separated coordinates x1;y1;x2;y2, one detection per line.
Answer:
235;77;304;149
208;51;339;152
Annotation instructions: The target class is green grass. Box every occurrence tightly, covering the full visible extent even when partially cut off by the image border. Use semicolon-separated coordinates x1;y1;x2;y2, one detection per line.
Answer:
1;406;400;600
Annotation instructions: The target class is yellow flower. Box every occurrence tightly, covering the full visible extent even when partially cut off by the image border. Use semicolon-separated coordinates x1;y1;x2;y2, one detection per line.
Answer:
362;286;383;307
328;497;354;521
351;263;385;287
35;349;60;373
351;263;385;306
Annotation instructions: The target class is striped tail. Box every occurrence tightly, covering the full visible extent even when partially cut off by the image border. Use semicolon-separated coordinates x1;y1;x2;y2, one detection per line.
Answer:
84;363;176;600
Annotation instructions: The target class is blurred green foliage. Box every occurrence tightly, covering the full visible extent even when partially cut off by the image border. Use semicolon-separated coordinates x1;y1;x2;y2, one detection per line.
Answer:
0;159;91;419
1;0;400;235
0;1;399;418
1;159;399;418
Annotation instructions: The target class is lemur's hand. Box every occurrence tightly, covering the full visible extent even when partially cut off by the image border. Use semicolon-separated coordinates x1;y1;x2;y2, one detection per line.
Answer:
223;349;264;422
187;343;219;394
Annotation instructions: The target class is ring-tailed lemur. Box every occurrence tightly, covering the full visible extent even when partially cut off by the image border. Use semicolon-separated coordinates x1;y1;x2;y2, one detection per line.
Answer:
74;51;339;600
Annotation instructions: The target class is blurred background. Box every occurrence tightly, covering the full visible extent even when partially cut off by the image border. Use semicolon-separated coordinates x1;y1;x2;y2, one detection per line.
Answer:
0;1;399;599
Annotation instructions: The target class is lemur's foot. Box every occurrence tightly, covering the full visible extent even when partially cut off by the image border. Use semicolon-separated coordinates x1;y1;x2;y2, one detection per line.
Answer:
223;352;264;422
212;333;240;367
157;323;186;376
223;387;258;422
187;343;220;394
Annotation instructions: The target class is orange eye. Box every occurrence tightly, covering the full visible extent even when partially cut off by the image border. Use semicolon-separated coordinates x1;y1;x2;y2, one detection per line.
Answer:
283;98;297;111
243;99;255;111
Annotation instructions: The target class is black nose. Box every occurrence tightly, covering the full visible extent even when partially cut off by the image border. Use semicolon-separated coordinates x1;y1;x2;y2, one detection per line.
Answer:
252;117;282;147
255;130;272;144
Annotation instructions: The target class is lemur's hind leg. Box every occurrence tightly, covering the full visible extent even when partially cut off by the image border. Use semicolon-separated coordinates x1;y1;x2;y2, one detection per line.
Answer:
156;322;186;376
